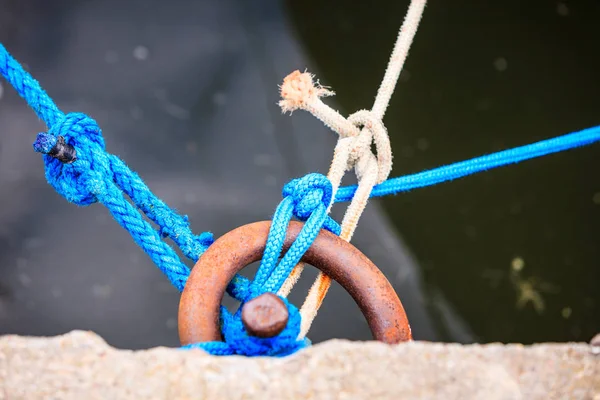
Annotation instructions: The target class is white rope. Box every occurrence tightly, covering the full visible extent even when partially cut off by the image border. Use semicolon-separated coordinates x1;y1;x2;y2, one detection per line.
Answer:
277;0;427;338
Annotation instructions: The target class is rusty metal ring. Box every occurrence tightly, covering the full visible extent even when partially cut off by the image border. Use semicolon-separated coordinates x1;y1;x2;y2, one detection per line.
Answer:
178;221;412;345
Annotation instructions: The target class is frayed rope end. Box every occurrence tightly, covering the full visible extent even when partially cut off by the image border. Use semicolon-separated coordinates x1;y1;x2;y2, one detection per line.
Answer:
278;70;334;113
33;132;57;154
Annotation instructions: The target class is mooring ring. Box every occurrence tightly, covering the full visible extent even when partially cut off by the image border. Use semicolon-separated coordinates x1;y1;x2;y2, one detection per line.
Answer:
178;221;412;345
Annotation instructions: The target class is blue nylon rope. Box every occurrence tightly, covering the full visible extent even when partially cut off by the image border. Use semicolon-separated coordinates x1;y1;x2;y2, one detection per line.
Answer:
191;173;340;356
2;43;600;357
335;125;600;202
0;43;335;356
0;44;212;292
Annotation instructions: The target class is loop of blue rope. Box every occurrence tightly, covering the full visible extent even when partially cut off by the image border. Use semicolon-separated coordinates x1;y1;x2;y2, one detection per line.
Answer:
3;43;600;357
253;174;340;293
190;173;339;356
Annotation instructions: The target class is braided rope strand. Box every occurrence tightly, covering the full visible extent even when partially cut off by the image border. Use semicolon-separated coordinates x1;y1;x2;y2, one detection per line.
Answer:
191;174;338;355
372;0;428;119
334;125;600;203
0;45;212;292
96;174;192;290
0;44;62;126
109;156;213;261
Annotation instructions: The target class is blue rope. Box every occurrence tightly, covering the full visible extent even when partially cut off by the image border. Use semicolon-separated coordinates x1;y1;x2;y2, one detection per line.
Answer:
2;42;600;357
334;125;600;202
0;43;336;357
190;173;339;356
0;44;213;292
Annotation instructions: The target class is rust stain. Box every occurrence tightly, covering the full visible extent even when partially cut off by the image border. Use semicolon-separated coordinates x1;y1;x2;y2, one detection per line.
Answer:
314;274;332;310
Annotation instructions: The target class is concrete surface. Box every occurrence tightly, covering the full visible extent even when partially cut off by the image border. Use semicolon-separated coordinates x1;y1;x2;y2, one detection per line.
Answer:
0;330;598;399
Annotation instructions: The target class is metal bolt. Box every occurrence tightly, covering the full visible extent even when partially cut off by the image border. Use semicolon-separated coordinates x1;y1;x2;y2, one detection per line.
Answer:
49;136;77;163
241;293;289;338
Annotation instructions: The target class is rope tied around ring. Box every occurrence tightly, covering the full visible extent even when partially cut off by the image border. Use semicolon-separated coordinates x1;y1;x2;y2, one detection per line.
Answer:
277;73;396;337
275;0;428;337
0;41;340;354
189;173;339;356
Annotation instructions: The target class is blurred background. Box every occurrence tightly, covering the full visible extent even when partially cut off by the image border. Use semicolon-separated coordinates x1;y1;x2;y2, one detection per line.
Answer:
0;0;598;349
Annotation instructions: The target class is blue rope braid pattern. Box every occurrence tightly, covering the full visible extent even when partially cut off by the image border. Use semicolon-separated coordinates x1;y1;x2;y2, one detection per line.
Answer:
0;44;213;292
187;173;340;356
3;43;600;357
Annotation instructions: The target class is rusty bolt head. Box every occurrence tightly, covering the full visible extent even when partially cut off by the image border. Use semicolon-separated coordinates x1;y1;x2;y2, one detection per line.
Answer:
241;293;289;338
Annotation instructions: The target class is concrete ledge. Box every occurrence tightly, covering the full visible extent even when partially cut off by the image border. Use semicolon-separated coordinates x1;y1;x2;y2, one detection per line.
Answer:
0;331;598;399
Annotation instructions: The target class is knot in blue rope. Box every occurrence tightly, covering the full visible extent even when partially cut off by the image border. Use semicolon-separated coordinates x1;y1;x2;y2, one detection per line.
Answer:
242;173;340;296
283;173;332;219
282;173;341;235
33;112;107;206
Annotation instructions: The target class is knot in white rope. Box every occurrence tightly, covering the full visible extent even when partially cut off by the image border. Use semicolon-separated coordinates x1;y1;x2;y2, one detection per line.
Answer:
279;72;392;184
344;110;392;184
279;70;334;114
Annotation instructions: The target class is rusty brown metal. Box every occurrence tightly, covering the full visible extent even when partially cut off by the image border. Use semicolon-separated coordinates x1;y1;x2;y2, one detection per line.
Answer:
178;221;412;346
241;293;289;338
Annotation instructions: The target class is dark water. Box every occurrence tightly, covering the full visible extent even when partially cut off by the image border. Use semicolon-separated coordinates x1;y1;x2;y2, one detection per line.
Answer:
0;0;597;349
287;0;600;344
